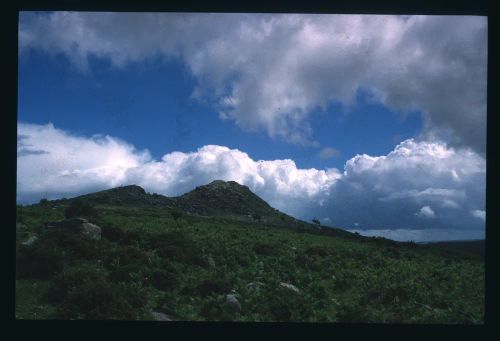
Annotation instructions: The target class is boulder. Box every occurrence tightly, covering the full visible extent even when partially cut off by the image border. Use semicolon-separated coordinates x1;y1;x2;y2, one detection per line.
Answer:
16;222;28;231
46;218;101;240
225;293;241;314
207;254;216;268
279;282;300;294
21;234;38;246
247;281;264;290
151;311;172;321
79;222;102;240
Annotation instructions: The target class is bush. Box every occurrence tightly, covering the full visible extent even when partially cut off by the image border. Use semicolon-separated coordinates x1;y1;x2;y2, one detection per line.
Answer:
106;245;149;267
109;263;145;282
48;266;147;320
264;287;313;322
304;246;330;257
253;242;279;256
149;230;206;266
149;269;178;291
64;199;97;219
45;229;101;261
196;277;233;297
170;208;183;227
16;243;65;279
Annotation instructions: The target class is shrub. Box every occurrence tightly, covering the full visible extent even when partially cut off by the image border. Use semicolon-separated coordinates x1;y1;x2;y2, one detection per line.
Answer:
45;229;101;261
253;242;279;256
263;287;313;322
149;269;178;291
150;230;206;266
170;208;183;227
196;277;232;297
109;263;145;282
200;295;231;321
110;245;149;266
304;246;330;257
48;266;147;320
16;243;65;279
64;199;97;219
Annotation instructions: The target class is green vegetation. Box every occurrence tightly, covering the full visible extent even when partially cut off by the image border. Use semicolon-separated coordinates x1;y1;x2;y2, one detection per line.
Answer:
64;199;97;219
15;184;485;323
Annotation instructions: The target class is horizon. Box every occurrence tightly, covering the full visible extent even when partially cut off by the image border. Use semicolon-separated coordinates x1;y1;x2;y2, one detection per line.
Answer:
16;180;486;244
17;12;487;242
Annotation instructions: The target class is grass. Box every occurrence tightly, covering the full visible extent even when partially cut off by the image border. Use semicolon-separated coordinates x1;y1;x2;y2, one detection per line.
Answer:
15;203;485;323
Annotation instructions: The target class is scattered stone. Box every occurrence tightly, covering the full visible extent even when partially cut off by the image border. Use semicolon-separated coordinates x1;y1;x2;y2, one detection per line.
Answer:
151;311;171;321
79;222;102;240
207;254;216;268
16;222;28;231
46;218;102;240
226;293;241;314
21;234;38;246
279;282;300;294
247;281;264;290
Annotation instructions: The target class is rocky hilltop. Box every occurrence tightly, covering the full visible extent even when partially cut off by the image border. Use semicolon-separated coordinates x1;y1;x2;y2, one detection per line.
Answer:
173;180;272;216
54;180;304;227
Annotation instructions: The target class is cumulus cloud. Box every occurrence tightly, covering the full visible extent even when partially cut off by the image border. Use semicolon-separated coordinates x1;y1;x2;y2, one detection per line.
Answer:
417;206;436;219
17;123;151;202
16;122;342;208
19;12;487;151
17;123;485;241
471;209;486;221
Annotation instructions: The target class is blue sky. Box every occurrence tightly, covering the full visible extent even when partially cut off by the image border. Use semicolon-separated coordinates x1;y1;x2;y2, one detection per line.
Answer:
17;12;487;241
19;48;423;171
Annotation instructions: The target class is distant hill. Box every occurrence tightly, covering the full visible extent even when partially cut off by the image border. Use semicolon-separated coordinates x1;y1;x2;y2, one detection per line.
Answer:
420;240;485;259
53;184;174;207
174;180;272;216
52;180;320;230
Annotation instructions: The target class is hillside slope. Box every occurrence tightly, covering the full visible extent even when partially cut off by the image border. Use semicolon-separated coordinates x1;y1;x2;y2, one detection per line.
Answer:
53;181;317;230
16;182;485;323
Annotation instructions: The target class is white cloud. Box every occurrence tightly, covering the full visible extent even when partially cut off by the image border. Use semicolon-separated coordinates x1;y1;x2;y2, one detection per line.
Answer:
17;122;150;201
471;209;486;221
16;122;342;209
17;122;485;240
319;147;339;159
346;228;485;242
417;206;436;219
19;13;487;151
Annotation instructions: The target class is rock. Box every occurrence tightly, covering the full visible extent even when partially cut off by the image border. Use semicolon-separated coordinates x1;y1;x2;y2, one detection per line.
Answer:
46;218;101;240
21;234;38;246
16;222;28;231
279;282;300;294
225;293;241;314
79;222;102;240
207;254;216;268
247;281;264;290
151;311;171;321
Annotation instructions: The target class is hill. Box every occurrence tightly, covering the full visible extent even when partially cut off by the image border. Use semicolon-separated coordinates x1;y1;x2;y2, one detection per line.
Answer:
16;181;485;323
53;181;329;231
420;240;485;259
53;184;174;207
174;180;273;216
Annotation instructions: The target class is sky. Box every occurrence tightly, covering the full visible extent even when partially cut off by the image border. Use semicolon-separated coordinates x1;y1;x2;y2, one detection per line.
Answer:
17;12;487;242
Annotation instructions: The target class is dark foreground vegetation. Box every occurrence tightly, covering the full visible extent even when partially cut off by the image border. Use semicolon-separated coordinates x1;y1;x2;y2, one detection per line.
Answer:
16;183;484;323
